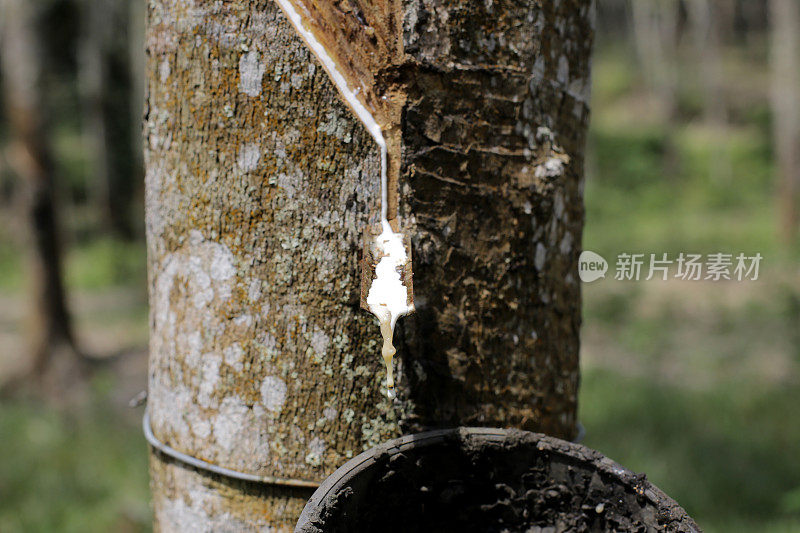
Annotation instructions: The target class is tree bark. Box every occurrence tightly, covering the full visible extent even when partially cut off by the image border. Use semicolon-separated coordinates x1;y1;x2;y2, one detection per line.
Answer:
770;0;800;244
0;0;82;391
144;0;593;530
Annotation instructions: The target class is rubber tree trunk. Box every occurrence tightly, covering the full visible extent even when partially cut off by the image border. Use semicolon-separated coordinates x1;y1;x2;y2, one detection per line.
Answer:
770;0;800;244
0;0;80;388
144;0;593;530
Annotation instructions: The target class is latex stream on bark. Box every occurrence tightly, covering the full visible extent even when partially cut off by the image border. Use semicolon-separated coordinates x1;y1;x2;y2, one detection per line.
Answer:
274;0;413;398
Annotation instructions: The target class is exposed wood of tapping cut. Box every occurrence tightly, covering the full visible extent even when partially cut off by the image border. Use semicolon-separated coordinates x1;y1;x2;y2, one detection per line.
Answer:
360;219;414;312
275;0;405;219
282;0;404;125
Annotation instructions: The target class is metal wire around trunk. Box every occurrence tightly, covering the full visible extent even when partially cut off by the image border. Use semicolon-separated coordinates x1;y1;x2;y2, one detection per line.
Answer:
142;409;321;489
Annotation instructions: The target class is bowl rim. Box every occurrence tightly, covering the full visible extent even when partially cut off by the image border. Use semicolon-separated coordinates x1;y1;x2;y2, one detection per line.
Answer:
295;427;699;533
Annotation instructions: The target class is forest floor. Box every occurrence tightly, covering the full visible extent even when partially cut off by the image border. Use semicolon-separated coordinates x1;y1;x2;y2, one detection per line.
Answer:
0;240;152;532
581;275;800;533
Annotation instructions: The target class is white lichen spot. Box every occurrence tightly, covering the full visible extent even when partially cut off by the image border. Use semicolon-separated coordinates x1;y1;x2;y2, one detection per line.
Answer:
553;191;565;220
260;376;287;413
569;76;590;103
276;173;297;199
237;143;261;172
144;161;166;239
215;281;232;302
186;331;202;360
535;242;547;271
413;360;427;381
192;418;211;439
310;326;330;362
317;109;353;143
232;314;252;328
557;55;570;84
291;72;304;89
155;233;237;315
532;55;546;79
248;279;262;301
238;51;265;97
259;332;278;360
160;485;254;532
149;382;193;443
213;396;249;451
197;353;222;408
536;126;553;143
210;246;235;281
323;407;337;421
305;437;326;467
184;257;213;310
535;157;565;179
223;343;244;372
560;232;573;255
159;59;171;82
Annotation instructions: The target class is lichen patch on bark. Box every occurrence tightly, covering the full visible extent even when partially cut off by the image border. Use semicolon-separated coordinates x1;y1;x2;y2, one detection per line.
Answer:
238;51;266;96
260;376;288;413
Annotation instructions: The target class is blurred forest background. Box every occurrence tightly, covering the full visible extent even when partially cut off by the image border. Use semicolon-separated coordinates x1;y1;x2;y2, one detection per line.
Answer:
0;0;798;531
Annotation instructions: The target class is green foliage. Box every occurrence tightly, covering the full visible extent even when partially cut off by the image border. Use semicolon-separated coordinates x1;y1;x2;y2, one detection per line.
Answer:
0;238;146;293
581;369;800;533
0;240;24;291
64;238;147;291
0;379;150;533
585;119;779;259
52;128;92;205
584;46;794;262
581;44;800;533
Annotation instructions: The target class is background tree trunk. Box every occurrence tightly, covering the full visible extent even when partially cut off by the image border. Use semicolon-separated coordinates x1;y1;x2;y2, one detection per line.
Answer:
689;0;727;126
629;0;680;179
770;0;800;244
144;0;592;530
79;0;139;238
689;0;732;184
0;0;82;391
79;0;113;234
128;0;146;236
630;0;679;120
